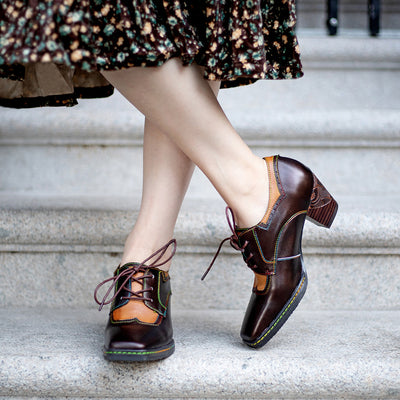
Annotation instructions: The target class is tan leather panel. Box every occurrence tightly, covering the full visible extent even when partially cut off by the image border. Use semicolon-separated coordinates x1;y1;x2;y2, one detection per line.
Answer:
112;272;159;323
253;273;268;291
261;156;281;224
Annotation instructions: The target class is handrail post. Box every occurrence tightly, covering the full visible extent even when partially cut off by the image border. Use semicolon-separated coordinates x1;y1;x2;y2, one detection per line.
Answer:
368;0;380;36
327;0;339;35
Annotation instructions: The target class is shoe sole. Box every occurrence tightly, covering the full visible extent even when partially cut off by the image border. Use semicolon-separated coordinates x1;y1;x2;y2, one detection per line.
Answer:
242;260;308;349
103;340;175;362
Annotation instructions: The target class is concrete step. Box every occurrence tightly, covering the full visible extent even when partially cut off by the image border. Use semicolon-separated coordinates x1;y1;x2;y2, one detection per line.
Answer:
2;143;399;197
1;307;399;399
297;0;400;31
2;67;400;147
1;40;400;196
1;195;399;310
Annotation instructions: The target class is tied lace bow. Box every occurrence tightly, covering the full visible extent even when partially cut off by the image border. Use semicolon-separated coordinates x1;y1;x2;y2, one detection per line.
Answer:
94;239;177;311
201;207;254;280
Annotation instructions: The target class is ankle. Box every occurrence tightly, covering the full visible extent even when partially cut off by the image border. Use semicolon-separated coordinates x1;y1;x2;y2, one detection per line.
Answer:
121;235;175;271
231;157;269;228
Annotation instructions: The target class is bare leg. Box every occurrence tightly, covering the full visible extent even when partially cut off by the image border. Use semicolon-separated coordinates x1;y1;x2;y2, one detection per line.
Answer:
102;59;269;230
119;78;221;270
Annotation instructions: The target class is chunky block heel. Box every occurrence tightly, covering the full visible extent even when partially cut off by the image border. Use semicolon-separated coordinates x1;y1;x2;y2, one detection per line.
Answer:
307;174;338;228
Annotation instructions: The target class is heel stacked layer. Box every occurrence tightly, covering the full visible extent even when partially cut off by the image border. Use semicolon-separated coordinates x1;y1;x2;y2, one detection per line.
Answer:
306;174;338;228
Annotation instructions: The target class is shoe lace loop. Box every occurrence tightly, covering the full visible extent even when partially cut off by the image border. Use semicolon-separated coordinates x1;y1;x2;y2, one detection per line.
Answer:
94;239;177;311
201;207;249;280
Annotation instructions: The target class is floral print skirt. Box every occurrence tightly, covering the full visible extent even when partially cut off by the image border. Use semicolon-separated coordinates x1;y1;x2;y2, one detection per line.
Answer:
0;0;303;108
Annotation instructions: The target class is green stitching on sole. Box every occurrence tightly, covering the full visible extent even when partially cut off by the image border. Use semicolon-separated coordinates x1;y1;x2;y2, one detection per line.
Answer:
250;274;306;347
105;345;174;356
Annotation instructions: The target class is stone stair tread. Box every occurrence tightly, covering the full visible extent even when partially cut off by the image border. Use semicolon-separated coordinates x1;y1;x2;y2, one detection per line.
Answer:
2;77;400;147
1;194;399;251
2;191;399;210
1;194;399;311
298;35;400;61
2;105;399;146
299;28;400;37
0;307;399;399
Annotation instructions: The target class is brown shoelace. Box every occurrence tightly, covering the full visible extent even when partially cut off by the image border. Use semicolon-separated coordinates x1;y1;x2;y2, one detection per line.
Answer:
94;239;177;311
201;207;253;280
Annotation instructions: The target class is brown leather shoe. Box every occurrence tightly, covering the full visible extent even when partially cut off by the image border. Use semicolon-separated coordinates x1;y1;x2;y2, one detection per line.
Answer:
94;240;176;361
203;155;338;348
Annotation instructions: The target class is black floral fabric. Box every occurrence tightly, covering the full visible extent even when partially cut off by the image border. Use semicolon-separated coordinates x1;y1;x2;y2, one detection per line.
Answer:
0;0;303;108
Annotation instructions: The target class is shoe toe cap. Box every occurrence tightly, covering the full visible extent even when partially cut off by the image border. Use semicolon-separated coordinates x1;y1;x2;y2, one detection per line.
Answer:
105;320;172;351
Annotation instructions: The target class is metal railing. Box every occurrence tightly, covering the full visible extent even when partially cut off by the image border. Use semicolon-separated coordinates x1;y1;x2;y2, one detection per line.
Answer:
326;0;380;36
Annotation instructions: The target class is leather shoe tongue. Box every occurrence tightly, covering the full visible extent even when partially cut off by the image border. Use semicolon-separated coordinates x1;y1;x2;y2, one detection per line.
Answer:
112;270;159;324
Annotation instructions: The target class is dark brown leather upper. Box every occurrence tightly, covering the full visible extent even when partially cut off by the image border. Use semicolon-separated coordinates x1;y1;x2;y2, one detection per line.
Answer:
236;155;314;275
239;155;313;343
104;267;173;351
